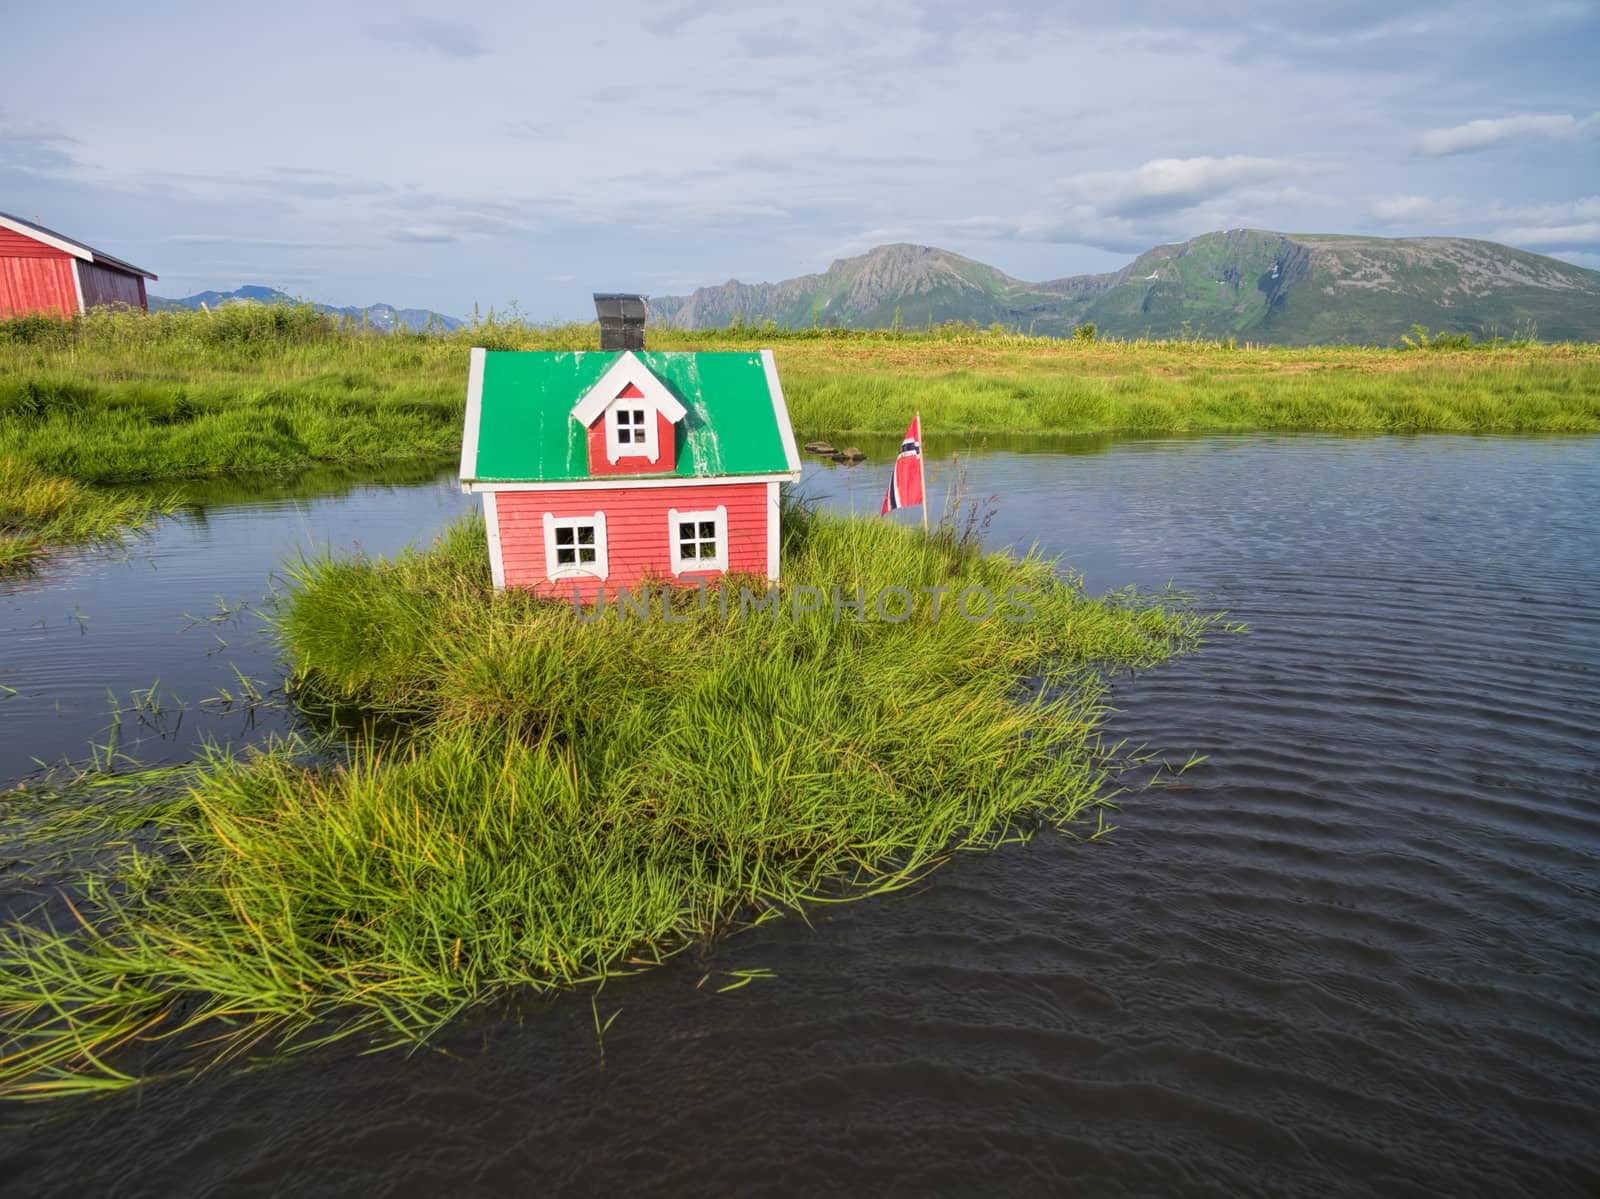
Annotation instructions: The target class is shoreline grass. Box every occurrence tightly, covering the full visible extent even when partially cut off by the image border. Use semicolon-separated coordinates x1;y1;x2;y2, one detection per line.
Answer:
0;457;180;574
0;508;1230;1097
3;303;1595;570
3;305;1596;477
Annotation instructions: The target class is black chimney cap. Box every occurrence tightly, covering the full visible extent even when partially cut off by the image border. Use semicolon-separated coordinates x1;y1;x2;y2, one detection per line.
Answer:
594;293;647;350
593;293;648;321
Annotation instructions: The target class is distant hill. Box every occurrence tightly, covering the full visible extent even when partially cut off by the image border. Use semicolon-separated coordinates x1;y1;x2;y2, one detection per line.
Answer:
648;244;1116;338
647;233;1600;345
149;285;464;333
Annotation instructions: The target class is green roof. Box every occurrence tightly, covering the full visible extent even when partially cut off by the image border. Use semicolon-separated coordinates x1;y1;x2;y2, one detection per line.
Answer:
461;350;802;483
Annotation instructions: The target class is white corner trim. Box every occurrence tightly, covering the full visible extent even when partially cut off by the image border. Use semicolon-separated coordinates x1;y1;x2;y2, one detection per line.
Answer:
668;505;729;575
483;491;506;590
467;473;795;494
0;214;91;261
459;347;486;481
542;510;609;582
760;349;804;477
570;351;687;427
766;481;780;582
69;259;86;315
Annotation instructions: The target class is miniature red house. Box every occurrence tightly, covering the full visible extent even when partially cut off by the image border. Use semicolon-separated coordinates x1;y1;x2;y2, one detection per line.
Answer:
458;295;802;598
0;211;157;319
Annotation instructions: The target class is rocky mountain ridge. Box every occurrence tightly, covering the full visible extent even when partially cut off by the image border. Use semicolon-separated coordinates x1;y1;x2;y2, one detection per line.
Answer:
647;232;1600;344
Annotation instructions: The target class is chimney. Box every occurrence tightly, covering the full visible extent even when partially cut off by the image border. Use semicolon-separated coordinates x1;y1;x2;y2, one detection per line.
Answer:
594;293;647;351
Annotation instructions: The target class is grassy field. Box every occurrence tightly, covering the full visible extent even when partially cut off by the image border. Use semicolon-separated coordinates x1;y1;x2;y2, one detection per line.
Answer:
0;506;1229;1096
2;303;1598;570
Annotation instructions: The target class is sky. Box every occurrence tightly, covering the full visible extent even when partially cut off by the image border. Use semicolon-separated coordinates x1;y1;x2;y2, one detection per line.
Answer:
2;0;1597;319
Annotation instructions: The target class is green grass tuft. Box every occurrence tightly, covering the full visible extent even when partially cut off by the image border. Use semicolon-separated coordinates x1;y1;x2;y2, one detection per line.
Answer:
0;456;178;573
0;507;1230;1096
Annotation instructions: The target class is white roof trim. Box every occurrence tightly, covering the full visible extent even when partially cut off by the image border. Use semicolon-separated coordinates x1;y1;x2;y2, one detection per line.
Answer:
467;472;798;494
459;347;486;480
760;348;803;474
0;214;89;261
570;351;686;427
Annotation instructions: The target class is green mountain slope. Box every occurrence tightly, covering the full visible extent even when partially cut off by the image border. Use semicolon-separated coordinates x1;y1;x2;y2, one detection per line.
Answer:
648;244;1119;337
648;232;1600;344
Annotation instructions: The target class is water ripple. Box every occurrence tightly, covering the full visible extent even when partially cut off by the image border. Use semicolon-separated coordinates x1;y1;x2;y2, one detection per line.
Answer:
4;435;1598;1196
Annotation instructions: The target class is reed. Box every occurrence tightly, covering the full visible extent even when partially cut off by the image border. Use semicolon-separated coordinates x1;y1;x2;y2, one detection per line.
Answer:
0;457;178;573
0;507;1230;1096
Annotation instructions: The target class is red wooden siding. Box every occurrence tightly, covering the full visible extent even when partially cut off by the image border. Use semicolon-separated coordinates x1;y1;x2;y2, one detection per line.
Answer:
77;261;146;311
0;252;78;318
1;227;151;317
583;386;678;477
0;227;68;258
495;482;769;601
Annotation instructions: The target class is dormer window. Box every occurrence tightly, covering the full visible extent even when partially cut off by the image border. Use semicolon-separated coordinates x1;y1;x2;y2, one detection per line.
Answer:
570;351;688;473
614;407;646;445
606;397;659;462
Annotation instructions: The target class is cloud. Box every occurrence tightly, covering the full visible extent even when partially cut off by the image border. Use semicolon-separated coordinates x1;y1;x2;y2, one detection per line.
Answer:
738;27;814;58
389;227;461;244
156;272;327;291
818;228;920;261
1057;156;1303;219
1490;196;1600;248
369;18;488;58
1415;111;1600;156
0;116;78;177
1370;193;1459;223
971;155;1328;253
162;233;349;249
644;0;726;36
1549;250;1600;271
1497;196;1600;224
1493;222;1600;248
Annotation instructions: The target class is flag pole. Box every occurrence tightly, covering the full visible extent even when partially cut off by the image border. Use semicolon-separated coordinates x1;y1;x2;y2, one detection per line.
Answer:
919;411;928;533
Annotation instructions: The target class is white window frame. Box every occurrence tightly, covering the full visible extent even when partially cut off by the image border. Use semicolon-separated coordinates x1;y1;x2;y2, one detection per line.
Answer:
667;505;728;575
605;398;660;464
542;511;608;581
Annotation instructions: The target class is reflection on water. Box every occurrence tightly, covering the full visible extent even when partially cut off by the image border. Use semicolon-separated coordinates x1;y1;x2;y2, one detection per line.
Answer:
0;460;473;780
3;435;1599;1197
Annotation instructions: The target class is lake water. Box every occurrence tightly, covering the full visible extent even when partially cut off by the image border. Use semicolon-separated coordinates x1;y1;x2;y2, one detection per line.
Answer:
2;436;1598;1196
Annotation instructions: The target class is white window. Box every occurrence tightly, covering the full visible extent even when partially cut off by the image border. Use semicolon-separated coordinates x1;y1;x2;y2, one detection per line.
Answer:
543;511;608;581
606;400;660;464
667;505;727;575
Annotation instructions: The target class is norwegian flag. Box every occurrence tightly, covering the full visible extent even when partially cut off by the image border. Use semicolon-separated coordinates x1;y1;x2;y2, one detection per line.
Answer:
881;414;925;515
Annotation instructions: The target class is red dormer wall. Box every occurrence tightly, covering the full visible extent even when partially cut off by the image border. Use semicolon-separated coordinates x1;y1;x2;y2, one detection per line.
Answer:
584;383;679;477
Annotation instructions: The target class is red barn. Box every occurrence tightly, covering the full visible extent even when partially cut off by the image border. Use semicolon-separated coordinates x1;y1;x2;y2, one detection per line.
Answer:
0;211;157;319
458;295;802;600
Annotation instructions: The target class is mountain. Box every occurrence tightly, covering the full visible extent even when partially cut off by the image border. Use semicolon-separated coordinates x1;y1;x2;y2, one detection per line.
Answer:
149;285;464;333
647;233;1600;345
647;244;1116;338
